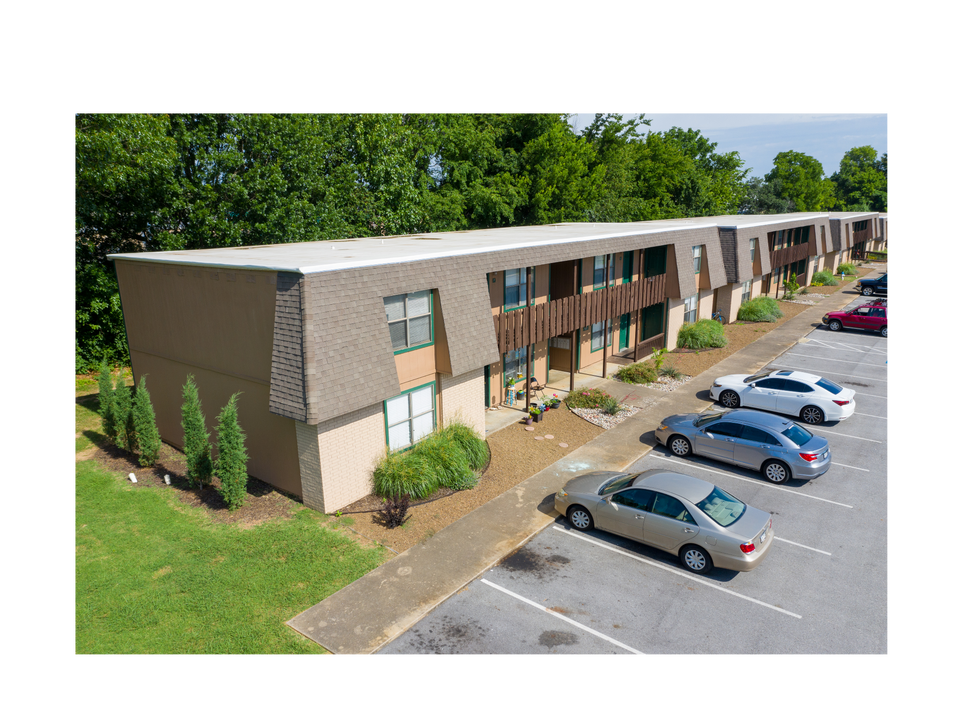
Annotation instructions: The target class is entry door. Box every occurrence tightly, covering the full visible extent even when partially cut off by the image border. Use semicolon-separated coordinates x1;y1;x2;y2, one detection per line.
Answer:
619;313;630;350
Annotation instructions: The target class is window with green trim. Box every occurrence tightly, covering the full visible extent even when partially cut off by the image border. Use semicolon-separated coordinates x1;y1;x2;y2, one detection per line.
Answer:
385;383;436;451
590;322;612;352
503;347;527;386
385;291;433;353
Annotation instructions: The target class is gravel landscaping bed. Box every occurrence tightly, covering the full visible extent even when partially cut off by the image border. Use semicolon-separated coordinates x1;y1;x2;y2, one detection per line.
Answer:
570;405;642;429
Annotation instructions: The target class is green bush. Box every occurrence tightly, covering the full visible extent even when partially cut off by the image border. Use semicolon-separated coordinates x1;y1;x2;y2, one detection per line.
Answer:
837;263;857;276
615;362;658;385
811;271;838;286
737;297;784;323
98;361;119;442
659;365;684;380
215;393;249;511
114;376;137;453
132;376;161;467
372;422;488;500
676;319;727;349
565;387;617;409
599;394;622;415
181;375;214;489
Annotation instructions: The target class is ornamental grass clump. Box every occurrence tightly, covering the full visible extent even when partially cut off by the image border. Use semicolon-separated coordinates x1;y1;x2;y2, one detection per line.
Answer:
836;263;857;276
371;422;488;501
737;297;784;323
676;319;727;349
811;270;838;286
615;362;658;385
565;387;616;409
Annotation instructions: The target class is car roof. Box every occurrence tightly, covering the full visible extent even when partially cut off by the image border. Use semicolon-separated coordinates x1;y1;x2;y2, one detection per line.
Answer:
714;409;797;431
771;370;820;383
634;470;714;503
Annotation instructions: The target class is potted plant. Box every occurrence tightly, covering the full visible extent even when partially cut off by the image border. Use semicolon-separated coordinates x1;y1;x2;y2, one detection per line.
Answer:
524;415;533;426
506;376;516;388
529;407;542;423
548;394;561;409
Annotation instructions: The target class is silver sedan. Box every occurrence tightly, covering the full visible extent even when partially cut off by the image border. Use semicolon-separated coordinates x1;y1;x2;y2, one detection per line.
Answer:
654;408;831;483
554;469;774;574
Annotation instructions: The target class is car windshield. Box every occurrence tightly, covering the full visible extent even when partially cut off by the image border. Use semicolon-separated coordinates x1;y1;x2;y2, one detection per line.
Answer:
815;378;843;395
694;411;727;427
695;486;746;527
743;370;773;384
599;474;638;496
782;423;814;446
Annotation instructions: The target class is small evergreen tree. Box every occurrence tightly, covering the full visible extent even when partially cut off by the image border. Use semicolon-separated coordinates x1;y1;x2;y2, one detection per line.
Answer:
113;375;137;453
97;360;118;442
132;375;161;467
181;375;213;489
214;393;248;510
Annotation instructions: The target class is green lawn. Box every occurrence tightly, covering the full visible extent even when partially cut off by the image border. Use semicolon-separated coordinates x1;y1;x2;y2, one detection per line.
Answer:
76;459;386;653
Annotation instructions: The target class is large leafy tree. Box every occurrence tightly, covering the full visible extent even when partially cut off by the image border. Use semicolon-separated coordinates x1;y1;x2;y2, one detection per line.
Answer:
739;176;797;214
830;145;887;211
765;150;835;211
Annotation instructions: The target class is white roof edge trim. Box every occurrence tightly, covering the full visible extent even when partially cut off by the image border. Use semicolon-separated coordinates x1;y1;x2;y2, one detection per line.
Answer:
107;222;722;275
716;214;830;230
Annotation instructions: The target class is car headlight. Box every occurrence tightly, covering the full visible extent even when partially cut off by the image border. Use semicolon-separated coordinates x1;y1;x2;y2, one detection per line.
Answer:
657;423;668;431
556;488;568;498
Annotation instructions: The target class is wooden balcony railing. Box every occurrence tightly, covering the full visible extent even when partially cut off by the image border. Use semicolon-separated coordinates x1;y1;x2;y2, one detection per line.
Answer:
769;241;810;270
493;274;666;354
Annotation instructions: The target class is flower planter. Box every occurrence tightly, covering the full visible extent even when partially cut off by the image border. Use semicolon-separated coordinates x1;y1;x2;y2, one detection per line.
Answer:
531;413;541;423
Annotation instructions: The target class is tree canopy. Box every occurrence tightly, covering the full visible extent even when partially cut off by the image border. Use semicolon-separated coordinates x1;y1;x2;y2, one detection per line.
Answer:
75;114;882;371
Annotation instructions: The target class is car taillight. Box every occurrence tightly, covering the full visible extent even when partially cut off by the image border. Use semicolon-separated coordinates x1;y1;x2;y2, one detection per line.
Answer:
740;542;755;554
799;451;819;462
833;399;850;406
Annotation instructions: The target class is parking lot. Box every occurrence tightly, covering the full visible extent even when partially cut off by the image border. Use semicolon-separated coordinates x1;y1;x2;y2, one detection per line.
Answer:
378;299;887;654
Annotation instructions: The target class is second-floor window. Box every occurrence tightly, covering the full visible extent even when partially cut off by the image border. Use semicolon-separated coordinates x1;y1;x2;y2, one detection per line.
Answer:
693;246;703;274
504;268;529;309
385;290;433;353
749;238;757;263
593;255;614;289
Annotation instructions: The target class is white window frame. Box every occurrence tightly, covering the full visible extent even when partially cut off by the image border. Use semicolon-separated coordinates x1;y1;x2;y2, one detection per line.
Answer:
593;254;613;289
385;291;433;353
590;322;613;352
749;238;757;263
385;383;436;452
693;245;702;274
504;268;530;310
683;294;698;324
740;281;751;303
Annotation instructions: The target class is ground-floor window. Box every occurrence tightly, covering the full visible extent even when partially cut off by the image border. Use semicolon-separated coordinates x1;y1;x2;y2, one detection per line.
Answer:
683;294;698;324
740;281;751;303
641;303;664;340
590;321;612;352
503;346;527;385
385;383;436;452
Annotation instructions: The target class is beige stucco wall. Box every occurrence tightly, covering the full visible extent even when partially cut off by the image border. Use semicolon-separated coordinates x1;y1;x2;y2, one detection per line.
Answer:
665;296;686;351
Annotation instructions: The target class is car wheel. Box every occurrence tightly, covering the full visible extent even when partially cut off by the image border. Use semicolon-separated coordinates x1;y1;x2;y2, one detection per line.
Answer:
680;545;713;575
762;460;791;484
828;320;842;331
668;435;692;457
567;505;594;531
881;326;887;338
800;405;824;424
719;390;741;408
862;287;874;296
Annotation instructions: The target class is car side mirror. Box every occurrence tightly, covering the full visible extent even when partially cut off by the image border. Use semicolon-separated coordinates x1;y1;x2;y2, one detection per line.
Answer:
749;383;757;388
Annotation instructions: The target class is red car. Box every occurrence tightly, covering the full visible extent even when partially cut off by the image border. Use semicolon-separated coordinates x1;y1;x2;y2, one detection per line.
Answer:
822;300;887;338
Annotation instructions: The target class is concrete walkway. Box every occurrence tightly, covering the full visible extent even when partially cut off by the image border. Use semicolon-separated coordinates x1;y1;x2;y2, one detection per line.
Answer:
287;275;882;653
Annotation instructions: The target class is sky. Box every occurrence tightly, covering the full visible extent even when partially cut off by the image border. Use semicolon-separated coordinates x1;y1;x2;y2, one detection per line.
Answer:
570;113;887;179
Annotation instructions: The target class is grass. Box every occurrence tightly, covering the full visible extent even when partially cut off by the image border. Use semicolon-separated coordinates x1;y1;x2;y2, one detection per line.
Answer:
76;460;385;653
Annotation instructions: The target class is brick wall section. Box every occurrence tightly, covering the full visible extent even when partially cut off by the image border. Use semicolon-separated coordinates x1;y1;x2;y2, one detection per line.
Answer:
269;272;308;422
439;367;485;436
313;403;385;512
295;420;323;512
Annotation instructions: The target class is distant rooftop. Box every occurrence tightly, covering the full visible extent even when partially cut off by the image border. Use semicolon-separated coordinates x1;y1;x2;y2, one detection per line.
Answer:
107;211;856;275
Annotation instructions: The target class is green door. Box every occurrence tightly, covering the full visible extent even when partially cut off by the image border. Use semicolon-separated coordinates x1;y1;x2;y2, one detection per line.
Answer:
642;303;665;340
619;313;630;350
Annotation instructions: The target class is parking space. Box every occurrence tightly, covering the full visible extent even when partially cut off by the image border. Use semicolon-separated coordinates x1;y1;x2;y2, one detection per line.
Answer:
378;294;887;654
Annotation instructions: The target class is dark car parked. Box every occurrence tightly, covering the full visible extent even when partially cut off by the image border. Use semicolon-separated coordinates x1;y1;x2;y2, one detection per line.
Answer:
822;300;887;338
856;274;887;296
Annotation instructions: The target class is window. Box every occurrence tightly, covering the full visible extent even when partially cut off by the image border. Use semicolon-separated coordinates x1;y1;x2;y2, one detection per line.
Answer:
385;383;436;451
683;294;698;324
385;291;433;353
703;421;743;438
781;380;813;393
651;494;695;524
740;281;751;303
644;246;667;277
782;423;813;447
696;486;746;527
504;268;530;309
593;255;613;289
590;322;612;352
503;346;527;385
693;245;702;274
749;238;757;263
754;378;786;390
611;488;654;511
740;426;780;446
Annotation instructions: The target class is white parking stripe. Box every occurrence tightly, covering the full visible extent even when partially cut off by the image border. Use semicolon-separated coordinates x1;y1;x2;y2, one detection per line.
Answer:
552;526;802;619
831;462;870;472
807;338;887;354
797;425;883;443
656;456;854;508
853;412;887;419
849;391;886;399
480;578;644;654
775;537;832;556
779;352;888;368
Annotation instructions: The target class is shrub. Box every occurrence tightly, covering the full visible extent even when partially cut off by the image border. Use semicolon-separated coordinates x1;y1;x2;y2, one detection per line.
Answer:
375;494;411;528
784;273;800;294
181;375;213;489
113;375;137;453
811;270;838;286
600;394;622;416
444;421;489;471
413;431;477;492
676;319;727;349
132;376;161;467
737;297;784;323
565;387;616;409
659;365;684;380
98;361;118;442
837;263;857;276
373;450;440;500
615;362;658;385
214;393;248;510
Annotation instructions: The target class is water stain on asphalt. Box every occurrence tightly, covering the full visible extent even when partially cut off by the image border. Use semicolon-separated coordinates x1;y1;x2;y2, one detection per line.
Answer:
499;546;570;579
402;615;489;653
539;630;578;648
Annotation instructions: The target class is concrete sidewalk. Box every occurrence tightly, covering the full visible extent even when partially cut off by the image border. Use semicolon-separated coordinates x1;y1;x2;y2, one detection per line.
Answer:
287;277;881;654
